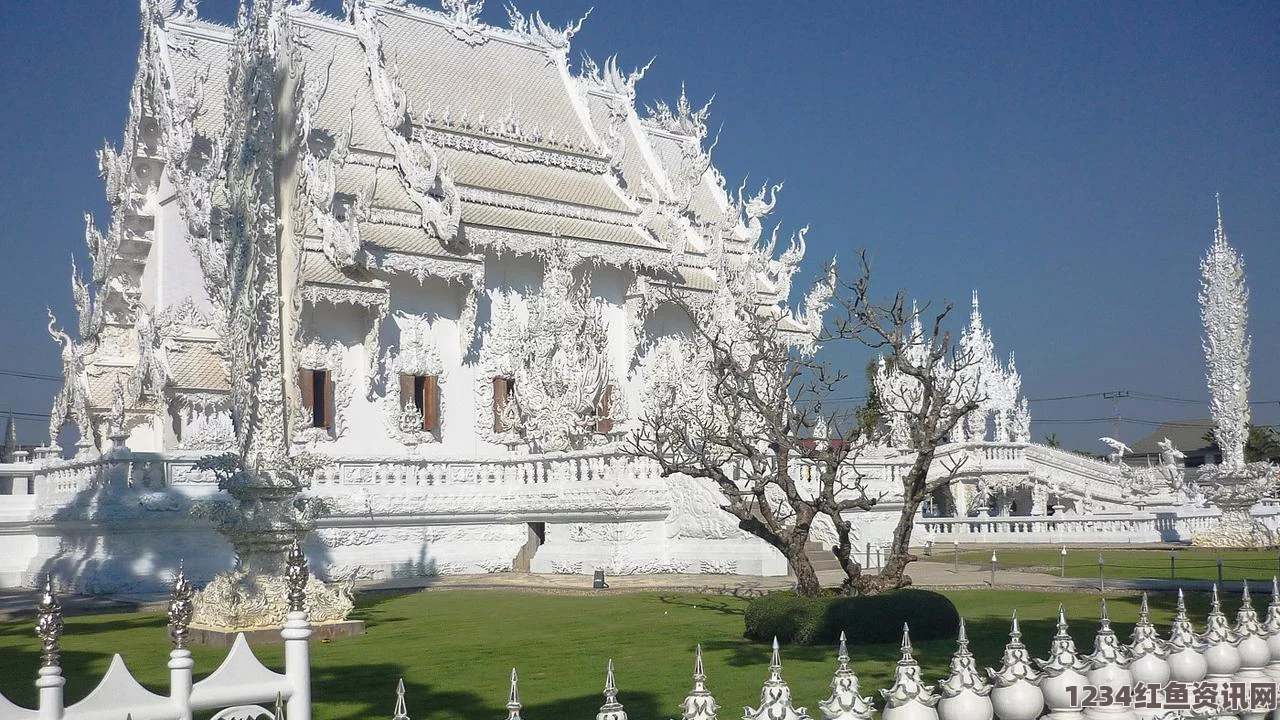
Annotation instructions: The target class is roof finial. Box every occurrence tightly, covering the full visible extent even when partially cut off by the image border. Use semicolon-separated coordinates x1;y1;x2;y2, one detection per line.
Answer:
168;561;194;650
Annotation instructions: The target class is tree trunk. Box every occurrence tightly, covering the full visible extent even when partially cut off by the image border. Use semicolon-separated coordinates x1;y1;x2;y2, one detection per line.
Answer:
790;546;822;597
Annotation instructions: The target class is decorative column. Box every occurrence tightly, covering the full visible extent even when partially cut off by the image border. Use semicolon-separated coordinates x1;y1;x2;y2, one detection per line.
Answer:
167;565;195;720
679;645;720;720
282;542;313;720
1127;594;1169;720
1084;600;1135;720
1166;589;1208;684
1231;583;1272;720
1039;605;1090;720
819;632;874;720
1191;200;1279;547
746;639;811;720
598;660;629;720
1262;579;1280;682
34;576;65;720
938;619;993;720
881;625;939;720
989;612;1043;720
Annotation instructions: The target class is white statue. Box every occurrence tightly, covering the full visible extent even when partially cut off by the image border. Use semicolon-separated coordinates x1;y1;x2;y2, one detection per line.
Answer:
1098;437;1131;465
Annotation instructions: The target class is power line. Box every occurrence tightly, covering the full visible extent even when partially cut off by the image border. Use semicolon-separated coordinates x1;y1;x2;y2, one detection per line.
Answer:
0;368;61;382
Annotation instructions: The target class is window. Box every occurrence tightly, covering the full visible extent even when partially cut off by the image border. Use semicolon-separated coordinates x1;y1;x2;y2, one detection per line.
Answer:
400;374;440;432
493;377;515;433
298;369;333;429
594;386;614;433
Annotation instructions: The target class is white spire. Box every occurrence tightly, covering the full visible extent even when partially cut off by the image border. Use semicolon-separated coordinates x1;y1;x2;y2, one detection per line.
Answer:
679;646;719;720
506;669;522;720
596;660;627;720
745;637;811;720
819;632;874;720
392;678;409;720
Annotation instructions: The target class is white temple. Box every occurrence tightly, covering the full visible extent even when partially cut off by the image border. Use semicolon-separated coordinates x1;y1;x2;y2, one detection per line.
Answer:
0;0;1273;593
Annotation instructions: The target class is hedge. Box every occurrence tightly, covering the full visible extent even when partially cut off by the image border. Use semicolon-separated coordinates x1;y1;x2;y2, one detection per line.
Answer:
743;589;961;645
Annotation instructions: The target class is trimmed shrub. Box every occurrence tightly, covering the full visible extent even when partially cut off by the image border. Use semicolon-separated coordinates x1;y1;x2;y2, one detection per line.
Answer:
744;589;960;646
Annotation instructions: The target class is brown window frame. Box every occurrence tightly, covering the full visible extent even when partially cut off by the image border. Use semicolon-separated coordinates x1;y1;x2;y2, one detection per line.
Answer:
298;368;334;429
400;374;440;432
493;377;515;433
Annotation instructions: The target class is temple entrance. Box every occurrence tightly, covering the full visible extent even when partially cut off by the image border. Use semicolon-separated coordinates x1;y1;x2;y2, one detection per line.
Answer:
512;522;545;572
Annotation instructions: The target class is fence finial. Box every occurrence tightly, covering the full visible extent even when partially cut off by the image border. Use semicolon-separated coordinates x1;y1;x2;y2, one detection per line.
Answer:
939;619;989;699
1087;599;1130;669
506;669;522;720
1235;581;1263;636
392;678;409;720
286;540;308;613
880;624;937;714
679;645;719;720
1265;578;1280;635
36;574;64;667
1129;593;1166;658
1168;589;1204;650
745;638;809;720
275;692;286;720
818;631;873;720
990;611;1040;685
1203;583;1236;644
596;660;627;720
1038;604;1087;674
168;561;194;650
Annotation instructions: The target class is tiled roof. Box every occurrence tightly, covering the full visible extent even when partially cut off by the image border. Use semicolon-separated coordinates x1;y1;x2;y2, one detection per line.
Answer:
300;250;387;289
168;340;229;392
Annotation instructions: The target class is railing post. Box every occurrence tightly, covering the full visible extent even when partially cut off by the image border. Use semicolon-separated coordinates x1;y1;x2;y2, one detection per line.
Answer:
35;576;65;720
1217;557;1224;586
990;552;997;588
168;563;195;720
1097;553;1105;593
283;542;313;720
1060;545;1067;578
1170;552;1176;581
953;540;960;574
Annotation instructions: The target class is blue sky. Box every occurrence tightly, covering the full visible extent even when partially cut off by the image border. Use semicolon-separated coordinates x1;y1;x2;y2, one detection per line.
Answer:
0;1;1276;453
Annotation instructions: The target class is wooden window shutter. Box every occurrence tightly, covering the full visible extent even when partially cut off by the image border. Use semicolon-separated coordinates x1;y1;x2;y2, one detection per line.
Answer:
596;386;613;433
493;377;508;433
399;374;416;411
322;370;335;430
298;368;315;418
423;376;440;431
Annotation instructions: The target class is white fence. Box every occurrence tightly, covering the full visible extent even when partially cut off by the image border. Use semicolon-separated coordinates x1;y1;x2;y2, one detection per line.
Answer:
0;552;312;720
6;568;1280;720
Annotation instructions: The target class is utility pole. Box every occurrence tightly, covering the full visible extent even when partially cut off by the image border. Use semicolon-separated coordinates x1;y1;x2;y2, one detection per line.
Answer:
1102;390;1130;440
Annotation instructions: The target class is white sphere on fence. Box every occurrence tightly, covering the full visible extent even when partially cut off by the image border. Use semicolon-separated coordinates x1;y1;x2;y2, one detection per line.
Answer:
1166;647;1207;683
1127;653;1169;688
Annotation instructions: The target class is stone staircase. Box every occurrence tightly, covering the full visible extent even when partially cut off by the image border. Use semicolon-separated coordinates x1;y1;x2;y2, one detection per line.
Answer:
801;541;849;588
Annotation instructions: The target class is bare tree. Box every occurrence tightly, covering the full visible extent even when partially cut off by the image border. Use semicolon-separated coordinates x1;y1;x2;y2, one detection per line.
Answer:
628;278;877;597
630;249;984;596
825;250;983;593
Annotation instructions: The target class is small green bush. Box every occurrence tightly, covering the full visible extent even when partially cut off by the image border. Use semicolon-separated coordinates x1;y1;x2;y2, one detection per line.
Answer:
744;589;960;645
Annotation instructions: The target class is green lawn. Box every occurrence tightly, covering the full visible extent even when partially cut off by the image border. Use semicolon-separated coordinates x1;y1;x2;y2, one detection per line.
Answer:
0;589;1262;720
946;547;1280;584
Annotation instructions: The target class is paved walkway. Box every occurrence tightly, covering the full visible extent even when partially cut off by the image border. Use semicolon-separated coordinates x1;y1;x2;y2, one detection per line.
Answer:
0;562;1242;620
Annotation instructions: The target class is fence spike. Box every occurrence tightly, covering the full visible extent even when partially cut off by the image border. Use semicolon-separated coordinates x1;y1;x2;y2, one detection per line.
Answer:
746;638;810;720
286;540;308;614
1037;605;1086;673
506;669;522;720
168;562;194;650
275;692;286;720
938;617;990;701
990;611;1040;685
596;660;627;720
392;678;409;720
1129;593;1165;658
819;632;873;720
880;622;937;711
679;646;719;720
36;574;64;667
